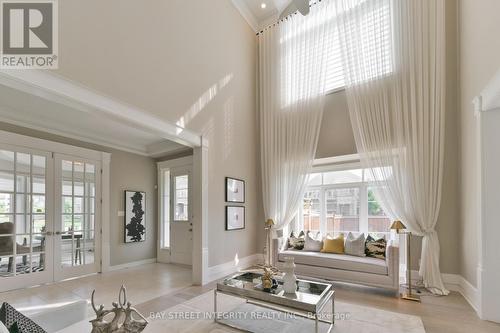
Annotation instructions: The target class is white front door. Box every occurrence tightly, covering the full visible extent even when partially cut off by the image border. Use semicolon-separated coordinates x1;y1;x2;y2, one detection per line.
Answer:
0;145;54;292
53;154;101;281
169;169;192;265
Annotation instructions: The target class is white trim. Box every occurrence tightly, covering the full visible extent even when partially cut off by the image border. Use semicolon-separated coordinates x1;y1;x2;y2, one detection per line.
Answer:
230;0;259;31
206;254;264;283
313;154;360;167
108;258;157;272
0;69;202;149
0;129;105;160
476;68;500;112
192;142;209;285
0;108;150;157
100;152;111;272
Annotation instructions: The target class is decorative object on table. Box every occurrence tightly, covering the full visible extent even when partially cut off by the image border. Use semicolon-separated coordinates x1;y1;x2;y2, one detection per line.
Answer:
264;218;275;265
124;191;146;243
256;265;279;292
225;177;245;203
90;285;148;333
282;256;297;294
391;220;421;302
0;302;46;333
225;206;245;230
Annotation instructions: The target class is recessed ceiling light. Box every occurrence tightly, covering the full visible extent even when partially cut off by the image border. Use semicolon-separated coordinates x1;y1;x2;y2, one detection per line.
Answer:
261;3;267;9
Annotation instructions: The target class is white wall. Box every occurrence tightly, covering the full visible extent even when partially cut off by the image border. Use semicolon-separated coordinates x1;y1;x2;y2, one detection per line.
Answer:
54;0;263;267
459;0;500;287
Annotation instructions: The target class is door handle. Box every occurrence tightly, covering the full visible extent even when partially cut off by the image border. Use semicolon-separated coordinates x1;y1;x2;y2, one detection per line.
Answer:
45;231;53;236
55;231;62;235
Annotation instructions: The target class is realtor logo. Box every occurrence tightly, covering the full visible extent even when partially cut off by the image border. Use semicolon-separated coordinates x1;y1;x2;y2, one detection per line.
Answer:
1;0;58;68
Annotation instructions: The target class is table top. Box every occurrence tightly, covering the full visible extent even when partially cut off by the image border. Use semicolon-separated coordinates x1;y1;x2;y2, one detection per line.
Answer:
217;272;334;313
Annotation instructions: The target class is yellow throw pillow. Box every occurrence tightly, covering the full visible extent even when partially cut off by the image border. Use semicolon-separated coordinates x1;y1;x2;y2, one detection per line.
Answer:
321;235;345;254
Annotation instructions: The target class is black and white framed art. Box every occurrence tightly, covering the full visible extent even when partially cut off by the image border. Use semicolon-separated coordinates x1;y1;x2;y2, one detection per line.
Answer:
225;206;245;231
225;177;245;203
124;190;146;243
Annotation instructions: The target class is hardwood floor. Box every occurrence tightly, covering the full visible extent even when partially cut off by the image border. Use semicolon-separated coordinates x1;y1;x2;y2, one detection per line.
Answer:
1;263;499;332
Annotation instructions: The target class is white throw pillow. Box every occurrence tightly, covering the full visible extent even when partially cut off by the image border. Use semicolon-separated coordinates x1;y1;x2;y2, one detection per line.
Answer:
304;231;323;252
345;232;366;257
0;321;9;333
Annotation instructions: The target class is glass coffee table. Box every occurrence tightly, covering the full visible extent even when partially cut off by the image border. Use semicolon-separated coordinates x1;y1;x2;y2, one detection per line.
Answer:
214;272;334;333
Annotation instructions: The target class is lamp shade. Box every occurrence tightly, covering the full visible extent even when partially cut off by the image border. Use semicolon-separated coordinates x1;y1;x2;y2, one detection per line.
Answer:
265;219;275;227
390;220;406;231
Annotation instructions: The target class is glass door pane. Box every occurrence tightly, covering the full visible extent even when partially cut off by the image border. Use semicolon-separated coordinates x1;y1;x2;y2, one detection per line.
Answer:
58;159;97;270
173;175;188;221
0;150;48;280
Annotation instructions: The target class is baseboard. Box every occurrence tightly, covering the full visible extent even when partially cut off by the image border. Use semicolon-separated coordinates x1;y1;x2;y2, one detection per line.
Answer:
108;258;157;271
443;274;480;313
206;253;264;283
400;268;479;314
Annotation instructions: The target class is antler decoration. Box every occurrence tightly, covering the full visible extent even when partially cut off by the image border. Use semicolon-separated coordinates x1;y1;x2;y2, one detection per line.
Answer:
90;285;148;333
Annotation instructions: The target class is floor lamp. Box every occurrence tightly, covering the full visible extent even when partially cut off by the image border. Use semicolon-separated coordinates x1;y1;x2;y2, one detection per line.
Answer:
264;219;275;266
390;220;421;302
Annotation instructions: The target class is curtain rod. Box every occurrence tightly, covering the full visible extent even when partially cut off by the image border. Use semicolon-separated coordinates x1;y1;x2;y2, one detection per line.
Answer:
256;0;324;36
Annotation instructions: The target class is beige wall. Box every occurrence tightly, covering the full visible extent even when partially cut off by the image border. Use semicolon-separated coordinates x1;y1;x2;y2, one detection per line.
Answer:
459;0;500;286
314;0;461;275
0;122;158;267
54;0;262;267
316;90;357;159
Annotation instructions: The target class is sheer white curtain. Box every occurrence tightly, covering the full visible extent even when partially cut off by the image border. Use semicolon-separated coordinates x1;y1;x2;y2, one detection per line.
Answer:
258;1;335;235
336;0;448;295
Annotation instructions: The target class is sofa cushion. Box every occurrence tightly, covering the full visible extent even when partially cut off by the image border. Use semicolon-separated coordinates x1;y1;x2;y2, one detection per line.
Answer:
279;250;388;275
303;232;322;252
287;231;305;250
0;303;46;333
365;235;387;259
345;232;366;257
321;235;344;254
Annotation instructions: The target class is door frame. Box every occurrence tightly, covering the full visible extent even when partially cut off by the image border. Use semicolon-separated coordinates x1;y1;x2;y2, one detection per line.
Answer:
0;130;111;289
157;155;193;264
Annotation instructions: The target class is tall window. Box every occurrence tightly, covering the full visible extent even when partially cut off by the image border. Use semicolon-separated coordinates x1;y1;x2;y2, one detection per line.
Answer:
282;0;393;97
297;167;391;238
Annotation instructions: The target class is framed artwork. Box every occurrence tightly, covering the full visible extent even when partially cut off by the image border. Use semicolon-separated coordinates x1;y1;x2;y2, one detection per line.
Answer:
226;206;245;231
226;177;245;203
124;190;146;243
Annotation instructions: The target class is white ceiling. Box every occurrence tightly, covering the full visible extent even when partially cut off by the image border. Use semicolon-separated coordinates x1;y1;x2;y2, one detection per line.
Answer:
231;0;299;31
0;73;191;158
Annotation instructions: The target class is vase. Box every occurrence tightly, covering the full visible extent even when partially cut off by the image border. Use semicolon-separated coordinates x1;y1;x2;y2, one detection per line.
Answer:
282;256;297;294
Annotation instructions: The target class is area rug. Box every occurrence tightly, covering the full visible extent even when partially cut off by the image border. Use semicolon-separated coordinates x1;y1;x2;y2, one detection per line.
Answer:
144;290;426;333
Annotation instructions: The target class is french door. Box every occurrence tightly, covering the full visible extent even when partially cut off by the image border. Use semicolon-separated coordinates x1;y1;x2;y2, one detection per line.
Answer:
0;145;101;291
54;154;101;281
0;144;53;291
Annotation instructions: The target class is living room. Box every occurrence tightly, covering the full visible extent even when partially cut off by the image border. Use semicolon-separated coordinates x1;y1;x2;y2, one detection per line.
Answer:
0;0;499;332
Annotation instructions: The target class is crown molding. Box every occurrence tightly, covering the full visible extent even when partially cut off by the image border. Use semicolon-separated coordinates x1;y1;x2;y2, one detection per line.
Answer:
230;0;259;32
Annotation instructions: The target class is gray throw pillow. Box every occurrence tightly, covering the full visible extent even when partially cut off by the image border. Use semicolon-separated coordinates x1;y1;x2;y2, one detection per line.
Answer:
345;232;366;257
304;232;323;252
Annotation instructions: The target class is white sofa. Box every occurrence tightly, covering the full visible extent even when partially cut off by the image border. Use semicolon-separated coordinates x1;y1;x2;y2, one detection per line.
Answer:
273;238;399;294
